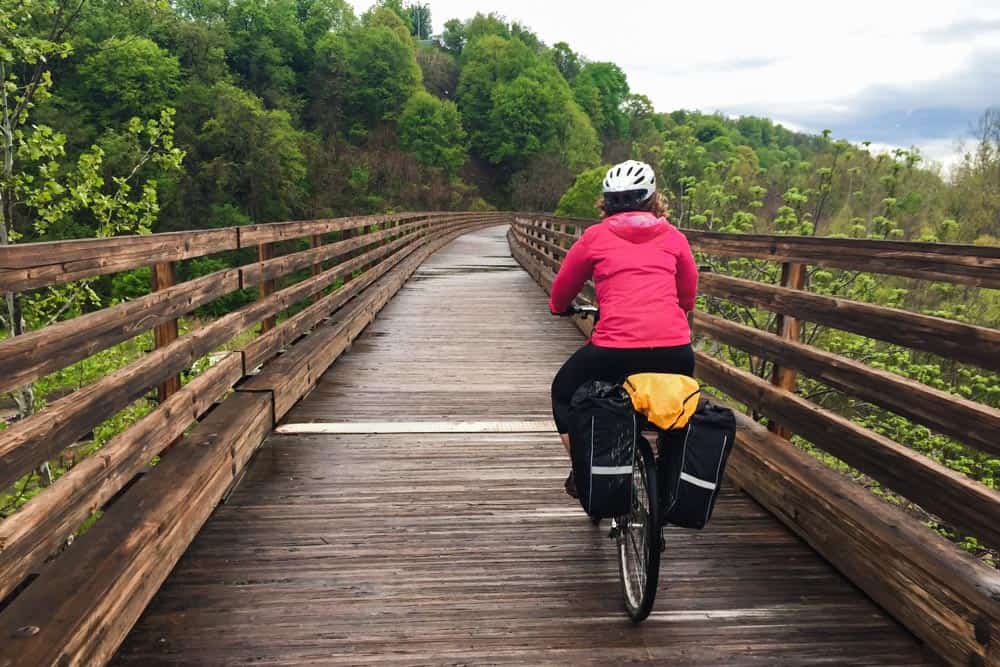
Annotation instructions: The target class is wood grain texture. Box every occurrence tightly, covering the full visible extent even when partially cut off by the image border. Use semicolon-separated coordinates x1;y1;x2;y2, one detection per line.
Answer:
0;229;239;293
0;267;241;395
513;215;1000;288
700;272;1000;372
0;391;273;667
724;410;1000;667
151;262;181;402
0;221;477;491
112;228;934;666
694;351;1000;551
694;311;1000;456
0;353;244;603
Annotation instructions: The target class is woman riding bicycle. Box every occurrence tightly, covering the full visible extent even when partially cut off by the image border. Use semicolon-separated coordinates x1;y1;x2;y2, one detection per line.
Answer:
549;160;698;498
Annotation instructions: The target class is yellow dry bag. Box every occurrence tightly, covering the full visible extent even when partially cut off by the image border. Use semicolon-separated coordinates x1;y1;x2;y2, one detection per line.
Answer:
624;373;700;430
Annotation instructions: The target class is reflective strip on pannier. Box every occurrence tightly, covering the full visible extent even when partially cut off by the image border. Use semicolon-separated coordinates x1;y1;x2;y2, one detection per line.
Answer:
679;471;717;490
657;402;736;530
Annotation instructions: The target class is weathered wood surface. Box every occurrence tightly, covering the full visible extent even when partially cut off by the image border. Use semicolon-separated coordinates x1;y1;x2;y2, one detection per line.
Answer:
725;409;1000;667
695;352;1000;552
0;222;479;492
0;390;274;666
0;228;239;293
114;228;934;665
0;267;241;395
768;261;805;439
694;311;1000;456
151;261;181;402
0;225;497;666
700;272;1000;372
0;353;244;604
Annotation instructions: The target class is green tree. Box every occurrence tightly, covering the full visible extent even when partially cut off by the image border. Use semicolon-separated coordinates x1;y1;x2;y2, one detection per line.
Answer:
224;0;309;112
552;41;581;82
195;82;305;222
366;3;412;43
457;35;598;175
397;91;467;175
75;37;181;125
1;0;184;438
441;18;465;55
573;61;629;139
463;12;509;43
407;2;431;40
555;164;608;219
342;20;421;128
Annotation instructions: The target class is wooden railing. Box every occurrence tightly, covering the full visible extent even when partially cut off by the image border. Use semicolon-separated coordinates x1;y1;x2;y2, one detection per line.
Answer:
508;215;1000;667
0;211;509;665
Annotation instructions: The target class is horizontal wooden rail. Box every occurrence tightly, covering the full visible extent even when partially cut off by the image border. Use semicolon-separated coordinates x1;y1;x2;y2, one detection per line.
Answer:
684;229;1000;289
726;410;1000;667
0;217;470;395
513;215;1000;288
0;212;473;294
0;269;241;395
700;272;1000;372
0;229;240;293
694;351;1000;551
694;311;1000;456
0;353;244;602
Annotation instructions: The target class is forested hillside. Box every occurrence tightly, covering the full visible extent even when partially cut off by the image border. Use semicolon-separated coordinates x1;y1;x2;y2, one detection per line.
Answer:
5;0;999;255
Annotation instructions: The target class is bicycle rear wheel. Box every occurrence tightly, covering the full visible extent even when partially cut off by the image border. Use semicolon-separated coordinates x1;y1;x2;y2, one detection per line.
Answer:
616;437;661;622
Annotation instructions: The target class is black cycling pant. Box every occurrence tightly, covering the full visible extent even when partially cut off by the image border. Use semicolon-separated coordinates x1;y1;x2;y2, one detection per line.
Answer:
551;343;695;434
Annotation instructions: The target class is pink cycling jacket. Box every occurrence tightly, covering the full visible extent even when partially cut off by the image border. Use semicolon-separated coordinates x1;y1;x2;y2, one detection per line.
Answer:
548;211;698;348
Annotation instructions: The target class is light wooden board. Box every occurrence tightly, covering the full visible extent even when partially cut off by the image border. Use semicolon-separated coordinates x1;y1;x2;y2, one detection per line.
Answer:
276;420;558;434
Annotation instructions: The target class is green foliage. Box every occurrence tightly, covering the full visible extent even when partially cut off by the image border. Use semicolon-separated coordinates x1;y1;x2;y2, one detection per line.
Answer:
196;82;306;222
408;2;432;40
441;18;465;55
555;164;608;219
341;22;421;126
76;37;181;124
551;42;581;82
398;91;468;176
572;61;629;139
457;34;598;176
110;267;151;304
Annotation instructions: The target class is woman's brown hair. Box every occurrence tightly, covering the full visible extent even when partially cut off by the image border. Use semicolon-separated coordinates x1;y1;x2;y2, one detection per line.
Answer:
595;191;670;220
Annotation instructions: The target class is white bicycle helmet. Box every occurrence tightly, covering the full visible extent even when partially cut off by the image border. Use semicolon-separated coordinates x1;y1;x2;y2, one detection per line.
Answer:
602;160;656;214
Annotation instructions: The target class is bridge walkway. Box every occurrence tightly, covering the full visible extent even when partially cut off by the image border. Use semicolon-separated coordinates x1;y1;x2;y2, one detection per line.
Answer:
113;227;934;665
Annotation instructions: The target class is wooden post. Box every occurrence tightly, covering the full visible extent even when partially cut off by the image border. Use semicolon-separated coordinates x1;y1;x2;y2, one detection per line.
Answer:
151;262;181;402
309;234;322;303
768;261;806;439
258;243;276;332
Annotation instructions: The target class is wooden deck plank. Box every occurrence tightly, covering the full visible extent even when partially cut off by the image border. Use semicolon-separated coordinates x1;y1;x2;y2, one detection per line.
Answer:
114;227;936;665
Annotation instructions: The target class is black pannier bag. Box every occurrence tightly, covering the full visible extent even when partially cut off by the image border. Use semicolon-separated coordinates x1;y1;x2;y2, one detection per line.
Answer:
656;401;736;529
568;381;637;518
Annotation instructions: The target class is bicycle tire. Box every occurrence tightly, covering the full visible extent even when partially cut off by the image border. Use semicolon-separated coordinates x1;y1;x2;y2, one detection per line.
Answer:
616;437;661;623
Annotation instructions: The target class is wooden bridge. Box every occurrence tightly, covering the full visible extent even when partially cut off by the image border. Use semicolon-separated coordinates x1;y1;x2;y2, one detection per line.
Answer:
0;214;997;665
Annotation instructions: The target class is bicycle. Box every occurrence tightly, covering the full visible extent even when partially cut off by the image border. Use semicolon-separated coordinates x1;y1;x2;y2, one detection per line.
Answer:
561;304;664;623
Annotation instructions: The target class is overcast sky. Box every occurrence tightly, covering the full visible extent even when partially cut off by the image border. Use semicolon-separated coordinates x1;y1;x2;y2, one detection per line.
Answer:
355;0;1000;169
